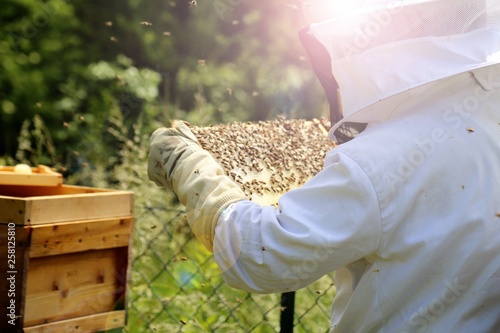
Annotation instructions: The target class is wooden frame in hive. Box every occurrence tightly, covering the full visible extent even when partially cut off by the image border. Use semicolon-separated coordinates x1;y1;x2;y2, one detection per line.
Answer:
189;118;336;206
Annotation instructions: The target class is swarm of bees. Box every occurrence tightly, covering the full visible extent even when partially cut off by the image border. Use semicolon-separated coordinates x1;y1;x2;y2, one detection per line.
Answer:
189;118;336;206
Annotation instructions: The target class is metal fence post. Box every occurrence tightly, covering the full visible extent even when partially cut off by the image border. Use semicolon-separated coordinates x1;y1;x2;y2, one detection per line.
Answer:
280;291;295;333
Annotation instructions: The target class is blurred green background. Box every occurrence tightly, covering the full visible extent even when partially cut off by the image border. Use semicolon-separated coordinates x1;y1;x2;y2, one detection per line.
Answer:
0;0;329;176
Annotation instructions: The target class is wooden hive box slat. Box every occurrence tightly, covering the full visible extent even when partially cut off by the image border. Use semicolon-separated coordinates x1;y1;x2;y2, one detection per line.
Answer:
28;217;133;258
0;184;134;225
22;310;126;333
0;165;63;187
24;247;128;326
0;198;32;225
0;183;134;333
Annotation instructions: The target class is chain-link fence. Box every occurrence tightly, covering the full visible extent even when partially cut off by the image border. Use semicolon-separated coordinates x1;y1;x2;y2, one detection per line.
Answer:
125;205;335;333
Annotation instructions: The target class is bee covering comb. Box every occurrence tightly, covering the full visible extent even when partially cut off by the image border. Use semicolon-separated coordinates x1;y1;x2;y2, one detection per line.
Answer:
188;118;336;206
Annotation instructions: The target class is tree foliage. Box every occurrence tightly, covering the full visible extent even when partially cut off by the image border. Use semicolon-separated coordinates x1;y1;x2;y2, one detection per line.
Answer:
0;0;328;180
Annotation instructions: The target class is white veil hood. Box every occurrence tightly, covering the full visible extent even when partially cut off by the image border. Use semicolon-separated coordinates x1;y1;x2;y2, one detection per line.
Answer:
305;0;500;138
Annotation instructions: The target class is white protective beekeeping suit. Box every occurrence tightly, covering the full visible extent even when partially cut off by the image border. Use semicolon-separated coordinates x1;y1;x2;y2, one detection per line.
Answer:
211;1;500;332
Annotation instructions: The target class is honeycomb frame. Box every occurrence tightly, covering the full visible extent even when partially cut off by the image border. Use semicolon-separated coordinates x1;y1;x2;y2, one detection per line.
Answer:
189;118;336;205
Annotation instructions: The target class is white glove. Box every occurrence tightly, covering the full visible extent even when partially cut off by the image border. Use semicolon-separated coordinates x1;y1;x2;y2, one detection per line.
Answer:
148;120;247;251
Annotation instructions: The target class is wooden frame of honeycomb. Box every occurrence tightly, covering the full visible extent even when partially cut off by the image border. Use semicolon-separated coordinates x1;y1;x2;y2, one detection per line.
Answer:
189;118;336;205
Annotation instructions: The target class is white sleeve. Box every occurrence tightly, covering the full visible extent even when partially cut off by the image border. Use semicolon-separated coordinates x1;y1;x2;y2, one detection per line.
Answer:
213;151;382;294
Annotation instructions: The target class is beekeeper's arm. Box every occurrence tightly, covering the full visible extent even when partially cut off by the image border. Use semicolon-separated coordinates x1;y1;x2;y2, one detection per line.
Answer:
147;120;247;251
213;150;382;293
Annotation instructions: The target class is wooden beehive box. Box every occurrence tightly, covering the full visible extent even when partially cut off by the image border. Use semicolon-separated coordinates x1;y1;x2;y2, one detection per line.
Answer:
0;174;134;333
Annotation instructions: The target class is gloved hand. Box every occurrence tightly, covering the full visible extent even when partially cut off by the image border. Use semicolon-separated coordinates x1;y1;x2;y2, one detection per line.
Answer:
147;120;201;189
147;120;247;251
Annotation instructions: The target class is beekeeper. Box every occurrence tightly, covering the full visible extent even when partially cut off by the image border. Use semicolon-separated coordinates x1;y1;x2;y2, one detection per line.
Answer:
147;0;500;331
